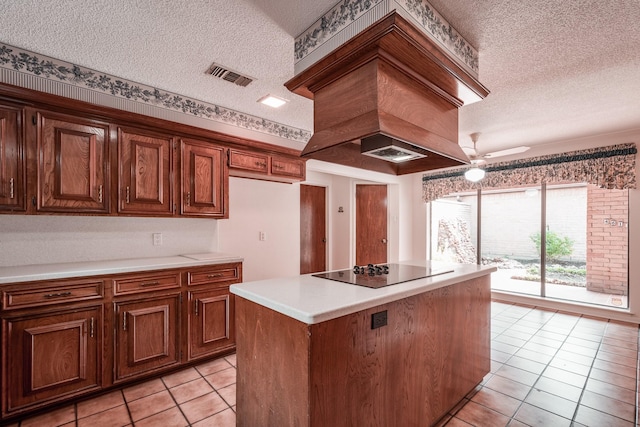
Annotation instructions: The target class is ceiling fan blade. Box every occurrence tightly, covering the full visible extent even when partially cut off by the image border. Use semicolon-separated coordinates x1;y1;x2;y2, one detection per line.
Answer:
461;146;477;155
483;146;530;158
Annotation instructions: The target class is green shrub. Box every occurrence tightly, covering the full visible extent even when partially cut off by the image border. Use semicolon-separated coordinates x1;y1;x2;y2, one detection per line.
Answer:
530;230;574;262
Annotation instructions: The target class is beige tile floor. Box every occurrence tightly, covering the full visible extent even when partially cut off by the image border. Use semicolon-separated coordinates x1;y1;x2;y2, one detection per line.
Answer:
7;301;640;426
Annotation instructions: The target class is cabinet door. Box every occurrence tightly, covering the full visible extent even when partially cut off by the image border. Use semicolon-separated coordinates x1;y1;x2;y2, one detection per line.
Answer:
228;149;268;174
271;156;305;180
114;294;180;382
0;105;24;212
37;112;109;213
181;139;227;217
118;128;173;216
187;287;234;361
3;306;102;415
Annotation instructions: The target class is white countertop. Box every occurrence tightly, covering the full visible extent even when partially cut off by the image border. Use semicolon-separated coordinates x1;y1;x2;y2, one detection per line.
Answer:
0;252;243;284
230;261;496;324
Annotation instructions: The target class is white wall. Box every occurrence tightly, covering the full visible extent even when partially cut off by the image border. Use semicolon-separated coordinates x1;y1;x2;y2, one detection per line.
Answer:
217;177;300;282
305;162;418;269
0;215;218;267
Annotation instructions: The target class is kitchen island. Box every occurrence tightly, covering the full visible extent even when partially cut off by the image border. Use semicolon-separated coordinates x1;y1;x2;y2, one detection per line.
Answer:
230;261;496;427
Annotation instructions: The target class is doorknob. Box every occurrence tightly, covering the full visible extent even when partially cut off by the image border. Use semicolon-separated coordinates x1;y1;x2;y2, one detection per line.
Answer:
322;238;327;243
382;238;387;244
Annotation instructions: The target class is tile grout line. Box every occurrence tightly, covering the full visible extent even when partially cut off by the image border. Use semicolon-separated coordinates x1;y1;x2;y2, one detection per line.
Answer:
473;304;632;425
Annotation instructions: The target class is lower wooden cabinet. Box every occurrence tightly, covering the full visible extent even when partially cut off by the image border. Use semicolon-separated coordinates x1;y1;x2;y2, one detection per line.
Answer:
187;287;234;361
0;261;242;422
114;294;181;382
3;305;102;414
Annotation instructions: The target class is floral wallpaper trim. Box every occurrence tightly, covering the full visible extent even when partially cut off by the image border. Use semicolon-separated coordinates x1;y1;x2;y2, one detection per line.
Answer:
0;44;312;144
294;0;385;62
294;0;479;75
396;0;478;74
422;143;637;203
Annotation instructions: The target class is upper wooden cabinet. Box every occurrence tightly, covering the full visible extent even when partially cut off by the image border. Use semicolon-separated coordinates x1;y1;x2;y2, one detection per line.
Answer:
271;156;305;180
228;149;268;174
0;104;24;212
181;139;228;218
36;111;110;213
229;149;305;183
118;128;174;216
0;84;305;218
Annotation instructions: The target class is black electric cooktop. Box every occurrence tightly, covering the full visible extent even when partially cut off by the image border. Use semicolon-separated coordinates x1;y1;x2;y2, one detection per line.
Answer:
312;263;454;289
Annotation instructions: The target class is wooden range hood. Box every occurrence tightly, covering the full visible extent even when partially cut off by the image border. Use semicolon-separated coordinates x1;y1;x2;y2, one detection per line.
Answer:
285;12;490;175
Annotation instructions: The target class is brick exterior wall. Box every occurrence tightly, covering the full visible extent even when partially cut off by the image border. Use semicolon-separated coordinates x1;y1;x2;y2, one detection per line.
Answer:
586;186;629;295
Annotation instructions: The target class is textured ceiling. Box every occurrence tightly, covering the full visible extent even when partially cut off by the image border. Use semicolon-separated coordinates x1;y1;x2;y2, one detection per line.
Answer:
1;0;640;159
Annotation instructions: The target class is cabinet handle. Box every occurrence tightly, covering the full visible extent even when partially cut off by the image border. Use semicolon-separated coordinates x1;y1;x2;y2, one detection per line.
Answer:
43;291;72;299
9;178;14;199
273;164;284;170
90;317;95;338
194;299;199;316
126;186;130;204
186;192;191;206
98;185;103;203
123;312;127;331
207;273;223;278
140;281;160;287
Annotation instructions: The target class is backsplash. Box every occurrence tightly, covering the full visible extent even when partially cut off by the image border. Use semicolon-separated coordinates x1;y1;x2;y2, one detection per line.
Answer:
0;215;218;267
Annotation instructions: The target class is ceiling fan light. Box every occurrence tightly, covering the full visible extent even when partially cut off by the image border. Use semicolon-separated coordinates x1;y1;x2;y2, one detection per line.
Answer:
464;167;485;182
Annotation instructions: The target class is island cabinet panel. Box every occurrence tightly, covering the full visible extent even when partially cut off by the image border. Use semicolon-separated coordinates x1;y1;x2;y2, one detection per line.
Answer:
236;298;310;427
118;128;174;216
236;275;491;427
36;111;110;213
180;139;228;218
114;294;180;382
2;305;102;416
0;104;24;212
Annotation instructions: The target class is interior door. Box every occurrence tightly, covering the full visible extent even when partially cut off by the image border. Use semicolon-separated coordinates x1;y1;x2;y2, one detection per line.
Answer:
300;184;326;274
356;184;387;265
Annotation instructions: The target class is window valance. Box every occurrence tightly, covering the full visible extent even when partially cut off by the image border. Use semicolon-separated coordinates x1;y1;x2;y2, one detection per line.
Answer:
422;143;637;203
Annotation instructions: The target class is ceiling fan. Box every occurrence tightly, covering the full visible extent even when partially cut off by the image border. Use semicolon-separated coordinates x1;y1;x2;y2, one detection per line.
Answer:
462;132;530;164
461;133;530;182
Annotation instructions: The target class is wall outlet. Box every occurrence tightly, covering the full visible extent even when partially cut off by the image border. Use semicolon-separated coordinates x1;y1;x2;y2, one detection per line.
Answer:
259;231;266;241
371;310;387;329
153;233;163;246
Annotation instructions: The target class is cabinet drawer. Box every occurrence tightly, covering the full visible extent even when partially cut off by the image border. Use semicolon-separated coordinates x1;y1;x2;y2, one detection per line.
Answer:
228;149;269;173
187;265;240;286
271;157;305;179
2;280;104;310
113;272;180;296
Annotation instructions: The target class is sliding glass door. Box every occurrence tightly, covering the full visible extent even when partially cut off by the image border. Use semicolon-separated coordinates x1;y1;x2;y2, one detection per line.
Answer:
428;183;629;309
480;186;541;297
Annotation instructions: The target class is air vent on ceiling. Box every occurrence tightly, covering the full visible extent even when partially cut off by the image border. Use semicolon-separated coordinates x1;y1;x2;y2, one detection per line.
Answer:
206;63;254;87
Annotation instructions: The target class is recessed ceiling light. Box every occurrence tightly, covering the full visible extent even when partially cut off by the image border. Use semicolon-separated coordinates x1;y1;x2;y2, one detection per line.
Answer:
257;94;288;108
